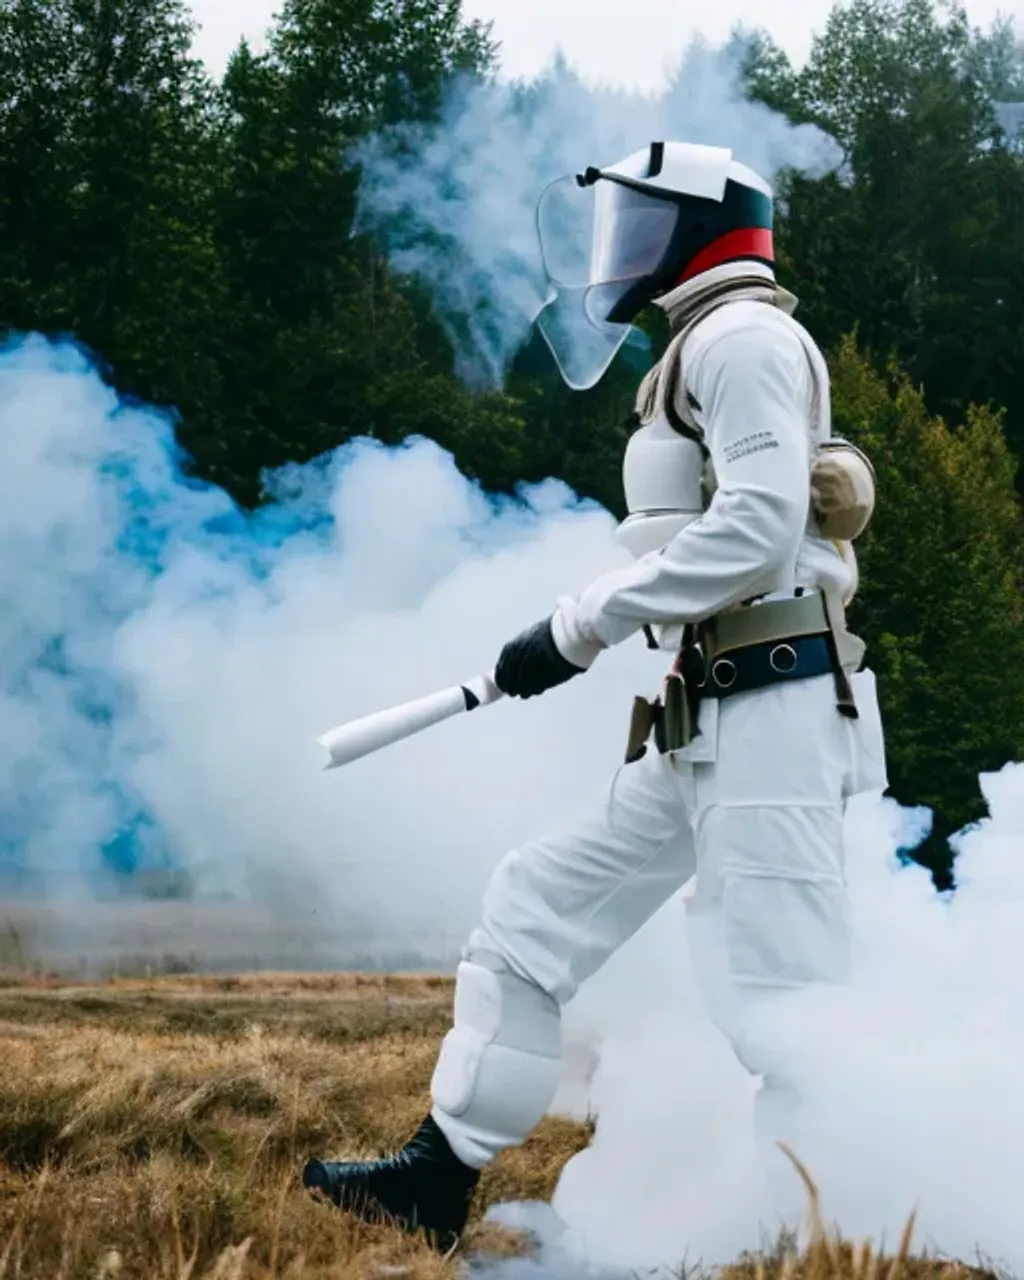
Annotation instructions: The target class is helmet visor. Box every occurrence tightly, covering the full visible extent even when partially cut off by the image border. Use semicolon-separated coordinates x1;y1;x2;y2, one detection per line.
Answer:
534;173;681;388
537;174;679;302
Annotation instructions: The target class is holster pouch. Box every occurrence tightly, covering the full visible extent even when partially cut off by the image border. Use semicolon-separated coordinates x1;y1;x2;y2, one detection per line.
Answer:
625;696;657;763
624;627;701;762
661;671;694;752
622;676;694;763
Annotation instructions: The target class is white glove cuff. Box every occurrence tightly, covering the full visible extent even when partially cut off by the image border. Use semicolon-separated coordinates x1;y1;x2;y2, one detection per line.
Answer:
550;599;605;670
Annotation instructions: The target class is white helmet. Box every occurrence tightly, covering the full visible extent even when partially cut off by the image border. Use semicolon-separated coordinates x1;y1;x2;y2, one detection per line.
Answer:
535;141;774;389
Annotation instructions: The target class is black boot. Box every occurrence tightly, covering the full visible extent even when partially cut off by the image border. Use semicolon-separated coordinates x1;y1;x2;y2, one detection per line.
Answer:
302;1114;480;1252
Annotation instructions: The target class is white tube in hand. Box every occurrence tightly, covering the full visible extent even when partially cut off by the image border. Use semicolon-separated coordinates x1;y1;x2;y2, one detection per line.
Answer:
317;672;504;769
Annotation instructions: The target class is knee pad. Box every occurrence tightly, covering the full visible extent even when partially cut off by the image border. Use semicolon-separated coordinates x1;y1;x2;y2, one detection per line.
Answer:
430;951;562;1167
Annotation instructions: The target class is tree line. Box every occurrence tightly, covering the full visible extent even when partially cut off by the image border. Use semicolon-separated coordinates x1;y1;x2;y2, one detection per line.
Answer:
1;0;1023;886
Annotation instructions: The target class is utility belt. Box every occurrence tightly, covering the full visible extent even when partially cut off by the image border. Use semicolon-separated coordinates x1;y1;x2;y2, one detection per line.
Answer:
625;590;861;763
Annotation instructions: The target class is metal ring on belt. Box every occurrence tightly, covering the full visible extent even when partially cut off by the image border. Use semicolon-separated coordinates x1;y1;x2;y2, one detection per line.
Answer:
700;634;833;700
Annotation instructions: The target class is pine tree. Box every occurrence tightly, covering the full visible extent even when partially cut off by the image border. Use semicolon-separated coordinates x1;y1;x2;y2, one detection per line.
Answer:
832;334;1024;882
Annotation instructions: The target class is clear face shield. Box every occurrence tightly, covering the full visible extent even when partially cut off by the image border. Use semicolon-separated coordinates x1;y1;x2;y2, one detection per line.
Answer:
534;171;681;390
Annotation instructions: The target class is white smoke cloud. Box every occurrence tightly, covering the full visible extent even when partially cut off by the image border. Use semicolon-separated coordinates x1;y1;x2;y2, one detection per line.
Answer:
541;786;1024;1275
353;39;841;387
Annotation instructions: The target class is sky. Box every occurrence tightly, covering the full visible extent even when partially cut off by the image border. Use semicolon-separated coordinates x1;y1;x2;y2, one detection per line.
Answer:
187;0;1024;90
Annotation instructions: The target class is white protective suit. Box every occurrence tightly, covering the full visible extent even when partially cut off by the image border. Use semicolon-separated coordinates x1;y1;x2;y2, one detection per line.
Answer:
428;261;889;1174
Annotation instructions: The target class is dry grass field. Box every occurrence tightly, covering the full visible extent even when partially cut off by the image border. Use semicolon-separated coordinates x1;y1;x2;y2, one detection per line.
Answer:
0;969;999;1279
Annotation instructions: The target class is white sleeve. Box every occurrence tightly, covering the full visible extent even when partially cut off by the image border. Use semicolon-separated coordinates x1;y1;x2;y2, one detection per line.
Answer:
551;314;813;666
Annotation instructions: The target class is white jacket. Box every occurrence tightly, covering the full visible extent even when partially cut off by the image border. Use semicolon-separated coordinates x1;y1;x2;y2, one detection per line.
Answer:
551;299;856;668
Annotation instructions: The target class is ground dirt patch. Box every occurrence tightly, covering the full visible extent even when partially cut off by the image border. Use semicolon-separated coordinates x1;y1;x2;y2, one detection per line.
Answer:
0;973;999;1278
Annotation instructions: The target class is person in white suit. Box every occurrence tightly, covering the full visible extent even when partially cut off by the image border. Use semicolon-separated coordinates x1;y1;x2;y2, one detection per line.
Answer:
303;139;888;1252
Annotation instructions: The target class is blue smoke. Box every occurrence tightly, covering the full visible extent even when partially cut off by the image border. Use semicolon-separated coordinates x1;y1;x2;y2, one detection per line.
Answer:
0;334;344;896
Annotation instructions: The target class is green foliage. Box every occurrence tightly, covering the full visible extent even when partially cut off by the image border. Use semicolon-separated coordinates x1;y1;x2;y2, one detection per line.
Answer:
832;336;1024;847
0;0;227;418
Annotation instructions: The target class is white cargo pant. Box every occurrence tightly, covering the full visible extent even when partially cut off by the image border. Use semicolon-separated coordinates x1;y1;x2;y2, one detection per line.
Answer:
430;667;888;1170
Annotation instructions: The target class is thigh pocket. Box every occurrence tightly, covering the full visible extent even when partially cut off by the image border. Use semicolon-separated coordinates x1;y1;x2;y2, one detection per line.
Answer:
722;871;851;986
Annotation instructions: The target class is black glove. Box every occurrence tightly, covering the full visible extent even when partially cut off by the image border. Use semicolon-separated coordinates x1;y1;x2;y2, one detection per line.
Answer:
494;616;585;699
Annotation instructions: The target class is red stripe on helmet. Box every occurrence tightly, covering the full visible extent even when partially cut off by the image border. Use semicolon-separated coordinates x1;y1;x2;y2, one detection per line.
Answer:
676;227;774;284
